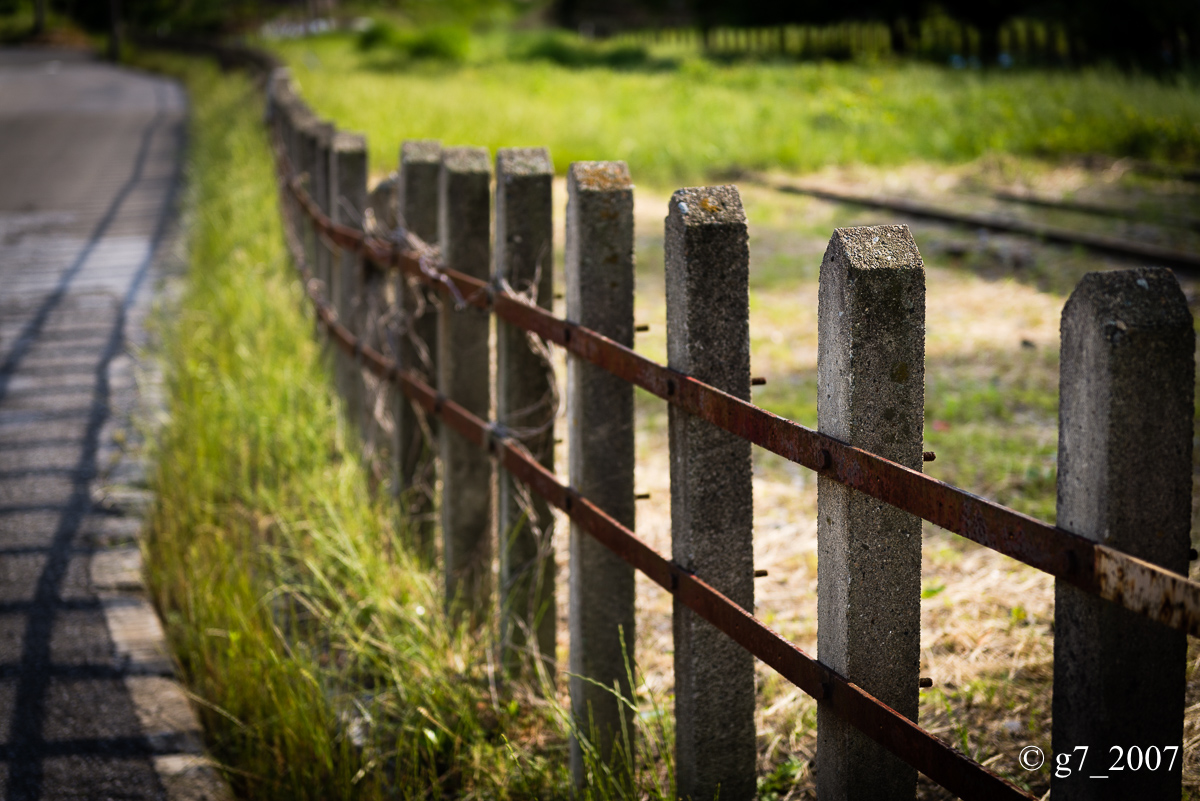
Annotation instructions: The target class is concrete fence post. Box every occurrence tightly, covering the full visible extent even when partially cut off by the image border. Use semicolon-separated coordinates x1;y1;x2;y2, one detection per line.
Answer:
362;174;397;475
313;121;334;295
666;185;755;801
396;140;442;561
438;146;493;622
495;148;556;682
1052;267;1194;801
566;162;636;783
296;117;323;281
266;68;290;134
816;225;925;801
331;132;368;431
280;101;307;241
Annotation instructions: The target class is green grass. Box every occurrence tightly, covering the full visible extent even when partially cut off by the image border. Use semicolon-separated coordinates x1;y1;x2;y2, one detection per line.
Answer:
271;30;1200;188
133;50;679;799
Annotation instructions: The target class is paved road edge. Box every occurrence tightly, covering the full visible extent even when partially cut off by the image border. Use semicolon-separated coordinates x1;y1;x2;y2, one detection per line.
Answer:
88;226;234;801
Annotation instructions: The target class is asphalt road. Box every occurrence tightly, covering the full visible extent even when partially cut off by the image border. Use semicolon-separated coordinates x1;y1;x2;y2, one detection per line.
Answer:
0;48;185;799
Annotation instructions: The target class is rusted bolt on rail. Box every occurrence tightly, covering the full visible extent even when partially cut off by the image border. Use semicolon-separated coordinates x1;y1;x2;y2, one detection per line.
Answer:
923;451;936;462
751;376;767;386
919;677;934;688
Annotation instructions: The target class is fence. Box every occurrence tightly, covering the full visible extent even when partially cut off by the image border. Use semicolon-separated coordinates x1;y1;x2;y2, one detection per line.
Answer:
612;19;1081;65
262;63;1195;800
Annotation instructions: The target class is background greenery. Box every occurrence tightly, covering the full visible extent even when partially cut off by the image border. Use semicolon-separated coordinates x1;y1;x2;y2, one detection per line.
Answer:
276;29;1200;189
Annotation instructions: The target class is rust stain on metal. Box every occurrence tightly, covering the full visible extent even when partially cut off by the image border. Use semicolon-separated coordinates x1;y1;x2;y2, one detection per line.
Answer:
1096;545;1196;632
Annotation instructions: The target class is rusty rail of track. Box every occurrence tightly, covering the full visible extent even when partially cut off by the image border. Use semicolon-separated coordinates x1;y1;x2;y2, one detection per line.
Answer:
758;176;1200;272
282;156;1200;643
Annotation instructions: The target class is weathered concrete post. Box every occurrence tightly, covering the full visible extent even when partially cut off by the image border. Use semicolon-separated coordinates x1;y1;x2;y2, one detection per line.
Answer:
288;103;313;185
296;117;323;280
438;147;493;621
495;148;556;682
265;68;287;140
396;140;442;561
666;186;755;801
816;225;925;801
280;100;308;244
566;162;636;783
367;174;397;231
1052;267;1194;801
312;121;335;295
331;131;368;430
361;173;396;473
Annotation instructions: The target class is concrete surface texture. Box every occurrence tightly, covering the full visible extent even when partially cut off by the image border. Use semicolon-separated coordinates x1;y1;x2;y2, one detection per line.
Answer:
437;146;493;621
393;139;442;562
0;49;226;800
665;185;756;801
494;147;556;682
564;161;636;782
1052;267;1194;801
816;225;925;801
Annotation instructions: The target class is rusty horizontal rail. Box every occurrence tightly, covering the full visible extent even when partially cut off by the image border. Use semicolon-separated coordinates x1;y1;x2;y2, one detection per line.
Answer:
282;159;1200;641
278;198;1035;800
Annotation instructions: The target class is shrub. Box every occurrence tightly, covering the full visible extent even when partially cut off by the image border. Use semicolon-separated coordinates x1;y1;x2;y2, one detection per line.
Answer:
356;19;401;51
405;25;471;62
515;31;653;69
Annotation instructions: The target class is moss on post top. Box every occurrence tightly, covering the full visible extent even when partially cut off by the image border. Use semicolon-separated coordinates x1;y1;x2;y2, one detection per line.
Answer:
569;161;631;192
667;184;745;226
827;225;924;271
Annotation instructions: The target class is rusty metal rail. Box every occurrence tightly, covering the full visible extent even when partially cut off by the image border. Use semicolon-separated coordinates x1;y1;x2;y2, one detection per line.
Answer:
282;154;1200;642
278;184;1035;799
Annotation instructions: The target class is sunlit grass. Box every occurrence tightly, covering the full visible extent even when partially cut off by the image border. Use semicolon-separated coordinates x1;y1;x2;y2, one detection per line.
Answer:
133;50;680;799
272;31;1200;189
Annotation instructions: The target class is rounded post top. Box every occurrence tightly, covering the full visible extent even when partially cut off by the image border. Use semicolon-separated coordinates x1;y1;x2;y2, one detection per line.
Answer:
668;185;745;226
568;161;631;192
497;147;553;177
442;146;491;175
826;225;923;271
1065;267;1191;336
